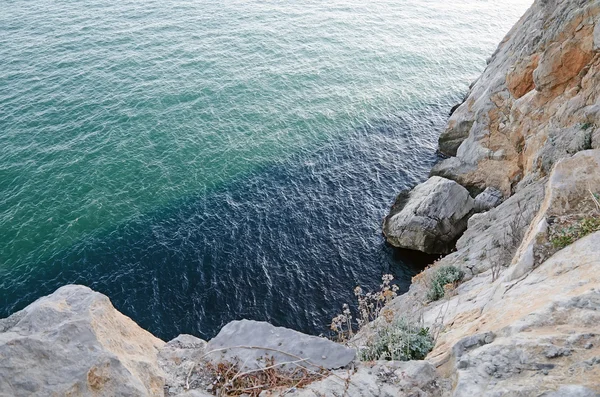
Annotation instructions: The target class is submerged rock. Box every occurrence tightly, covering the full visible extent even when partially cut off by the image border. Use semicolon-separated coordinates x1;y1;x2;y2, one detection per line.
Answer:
383;176;474;254
204;319;355;371
0;285;165;397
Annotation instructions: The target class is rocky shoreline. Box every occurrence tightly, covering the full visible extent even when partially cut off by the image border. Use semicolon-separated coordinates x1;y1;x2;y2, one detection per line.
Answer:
3;0;600;395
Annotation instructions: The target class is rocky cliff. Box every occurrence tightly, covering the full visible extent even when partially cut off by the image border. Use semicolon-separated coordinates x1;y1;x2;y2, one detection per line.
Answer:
435;0;600;196
381;0;600;394
2;0;600;396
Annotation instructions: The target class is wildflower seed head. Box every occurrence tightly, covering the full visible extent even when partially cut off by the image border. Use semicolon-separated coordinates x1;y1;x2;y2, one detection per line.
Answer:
382;274;394;284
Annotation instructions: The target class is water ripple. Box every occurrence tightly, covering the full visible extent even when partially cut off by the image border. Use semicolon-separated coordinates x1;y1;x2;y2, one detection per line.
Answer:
0;0;531;339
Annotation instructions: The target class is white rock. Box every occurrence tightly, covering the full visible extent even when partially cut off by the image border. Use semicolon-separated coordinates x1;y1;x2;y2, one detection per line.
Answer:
509;149;600;281
474;187;504;212
541;385;600;397
159;334;208;396
265;360;445;397
204;319;355;371
383;176;474;254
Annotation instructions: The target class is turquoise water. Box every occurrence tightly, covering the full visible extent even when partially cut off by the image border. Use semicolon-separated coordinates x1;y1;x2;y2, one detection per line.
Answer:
0;0;531;339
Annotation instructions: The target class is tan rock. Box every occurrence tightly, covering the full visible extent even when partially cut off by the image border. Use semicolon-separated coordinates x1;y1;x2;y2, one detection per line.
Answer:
387;225;600;396
534;37;594;94
508;149;600;281
507;54;539;99
0;285;166;397
435;0;600;196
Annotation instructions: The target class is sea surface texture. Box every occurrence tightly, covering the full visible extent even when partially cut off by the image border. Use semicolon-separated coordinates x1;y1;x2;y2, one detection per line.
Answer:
0;0;530;340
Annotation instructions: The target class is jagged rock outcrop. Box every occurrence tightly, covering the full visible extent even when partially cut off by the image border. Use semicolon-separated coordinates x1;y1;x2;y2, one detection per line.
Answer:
436;231;600;396
0;286;449;397
473;187;504;213
387;198;600;396
419;179;545;280
381;0;600;394
0;285;166;397
383;176;474;254
433;0;600;196
508;149;600;281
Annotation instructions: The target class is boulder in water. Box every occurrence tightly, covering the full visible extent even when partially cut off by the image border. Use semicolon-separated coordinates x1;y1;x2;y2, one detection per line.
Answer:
383;176;474;254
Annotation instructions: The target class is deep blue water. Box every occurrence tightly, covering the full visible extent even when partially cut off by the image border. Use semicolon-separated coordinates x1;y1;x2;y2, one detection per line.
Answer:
0;0;532;340
2;109;443;340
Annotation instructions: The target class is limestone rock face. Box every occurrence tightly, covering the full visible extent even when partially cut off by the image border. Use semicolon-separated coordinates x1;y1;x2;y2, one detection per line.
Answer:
438;118;474;156
473;187;504;212
383;150;600;395
267;360;446;397
384;0;600;395
0;285;166;397
541;386;600;397
159;334;208;396
386;228;600;396
435;0;600;195
508;149;600;280
383;176;474;254
204;320;355;371
447;232;600;396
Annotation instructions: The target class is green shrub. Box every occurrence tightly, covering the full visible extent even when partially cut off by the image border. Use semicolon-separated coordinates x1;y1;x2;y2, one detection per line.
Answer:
426;266;465;302
550;233;574;250
581;122;594;130
551;217;600;249
581;217;600;235
359;319;434;361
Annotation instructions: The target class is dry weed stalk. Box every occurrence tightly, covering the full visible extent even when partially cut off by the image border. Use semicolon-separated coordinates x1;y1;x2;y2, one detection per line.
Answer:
330;274;399;342
588;186;600;213
206;356;325;396
185;345;361;396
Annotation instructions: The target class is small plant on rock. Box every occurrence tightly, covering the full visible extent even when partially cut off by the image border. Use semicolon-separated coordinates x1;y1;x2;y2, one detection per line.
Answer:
426;266;465;302
358;318;434;361
550;216;600;249
330;274;399;342
581;122;595;130
331;275;434;362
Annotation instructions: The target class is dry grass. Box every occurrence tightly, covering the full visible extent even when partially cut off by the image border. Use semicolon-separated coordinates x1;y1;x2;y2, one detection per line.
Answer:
205;356;326;396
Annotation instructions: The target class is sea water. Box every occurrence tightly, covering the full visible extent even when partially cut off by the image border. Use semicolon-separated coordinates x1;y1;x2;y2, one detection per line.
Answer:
0;0;531;339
